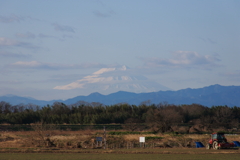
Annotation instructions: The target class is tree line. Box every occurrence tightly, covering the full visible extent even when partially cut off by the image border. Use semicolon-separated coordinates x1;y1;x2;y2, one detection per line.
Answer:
0;101;240;132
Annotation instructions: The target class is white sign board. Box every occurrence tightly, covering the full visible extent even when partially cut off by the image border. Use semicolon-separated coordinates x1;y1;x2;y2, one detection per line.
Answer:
139;137;145;143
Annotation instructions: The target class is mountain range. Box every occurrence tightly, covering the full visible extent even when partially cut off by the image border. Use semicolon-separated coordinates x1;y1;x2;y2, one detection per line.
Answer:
1;84;240;107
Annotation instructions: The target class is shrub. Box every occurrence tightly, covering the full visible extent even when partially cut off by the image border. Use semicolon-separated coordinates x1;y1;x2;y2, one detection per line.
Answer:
108;131;154;135
145;136;163;141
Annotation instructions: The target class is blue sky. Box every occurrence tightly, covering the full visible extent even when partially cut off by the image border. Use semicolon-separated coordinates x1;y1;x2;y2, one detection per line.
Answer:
0;0;240;100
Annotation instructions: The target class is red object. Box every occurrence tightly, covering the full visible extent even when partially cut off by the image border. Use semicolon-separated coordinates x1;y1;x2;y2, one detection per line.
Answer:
206;132;235;149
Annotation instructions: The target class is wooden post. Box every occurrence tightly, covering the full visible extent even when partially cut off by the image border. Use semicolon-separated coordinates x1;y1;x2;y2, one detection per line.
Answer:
103;126;106;149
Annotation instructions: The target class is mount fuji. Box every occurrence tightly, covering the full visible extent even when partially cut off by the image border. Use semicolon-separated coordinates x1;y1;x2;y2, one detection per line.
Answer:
53;65;169;94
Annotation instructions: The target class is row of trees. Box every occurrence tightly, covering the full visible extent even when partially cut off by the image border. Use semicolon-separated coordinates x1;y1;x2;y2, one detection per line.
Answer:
0;101;240;132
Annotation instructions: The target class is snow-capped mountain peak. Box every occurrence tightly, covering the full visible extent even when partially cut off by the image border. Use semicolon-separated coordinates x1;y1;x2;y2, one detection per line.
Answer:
53;65;169;94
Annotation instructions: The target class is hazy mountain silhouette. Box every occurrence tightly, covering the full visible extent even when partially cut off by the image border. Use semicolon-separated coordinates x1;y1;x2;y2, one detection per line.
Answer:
1;84;240;107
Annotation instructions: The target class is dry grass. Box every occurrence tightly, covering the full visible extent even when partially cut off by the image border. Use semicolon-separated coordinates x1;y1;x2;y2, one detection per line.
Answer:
224;134;240;142
123;134;157;141
1;130;240;150
0;139;22;148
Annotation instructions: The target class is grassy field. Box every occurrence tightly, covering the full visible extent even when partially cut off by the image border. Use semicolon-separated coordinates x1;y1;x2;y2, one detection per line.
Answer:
1;152;240;160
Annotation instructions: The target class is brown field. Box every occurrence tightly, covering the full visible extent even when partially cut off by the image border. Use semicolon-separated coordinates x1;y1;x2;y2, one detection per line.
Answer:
0;153;239;160
1;150;240;160
0;129;239;148
0;129;240;159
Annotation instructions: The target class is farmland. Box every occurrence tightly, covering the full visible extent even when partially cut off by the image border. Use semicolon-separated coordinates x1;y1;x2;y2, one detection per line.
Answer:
1;149;240;160
1;129;240;160
1;103;240;159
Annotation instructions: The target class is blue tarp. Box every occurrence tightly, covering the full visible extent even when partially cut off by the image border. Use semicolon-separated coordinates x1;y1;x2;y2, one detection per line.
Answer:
195;142;205;148
233;141;240;147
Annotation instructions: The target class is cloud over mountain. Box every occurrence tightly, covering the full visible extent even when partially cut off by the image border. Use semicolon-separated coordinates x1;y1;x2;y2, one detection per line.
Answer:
141;51;221;69
53;65;169;94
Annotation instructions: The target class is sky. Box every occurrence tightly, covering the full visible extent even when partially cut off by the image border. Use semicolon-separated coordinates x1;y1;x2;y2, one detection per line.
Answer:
0;0;240;100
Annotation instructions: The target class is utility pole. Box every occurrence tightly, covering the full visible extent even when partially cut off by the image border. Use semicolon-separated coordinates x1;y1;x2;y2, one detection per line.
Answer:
103;126;106;149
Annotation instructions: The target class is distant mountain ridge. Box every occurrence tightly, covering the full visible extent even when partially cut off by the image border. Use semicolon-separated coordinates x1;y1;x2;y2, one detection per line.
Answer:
0;95;62;106
1;84;240;107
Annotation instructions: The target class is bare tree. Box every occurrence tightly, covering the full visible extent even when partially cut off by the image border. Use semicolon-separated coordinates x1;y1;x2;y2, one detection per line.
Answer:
122;118;143;131
30;122;57;147
146;105;184;133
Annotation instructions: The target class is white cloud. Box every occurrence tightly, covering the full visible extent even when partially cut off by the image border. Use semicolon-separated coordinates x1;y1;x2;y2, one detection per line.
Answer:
0;15;25;23
0;50;30;57
52;23;75;33
140;51;221;69
12;61;41;67
93;67;116;75
53;76;97;90
0;14;40;24
38;33;60;40
93;10;115;18
93;1;116;18
7;61;63;70
15;32;36;39
0;37;37;49
221;71;240;79
0;37;19;46
7;61;108;70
